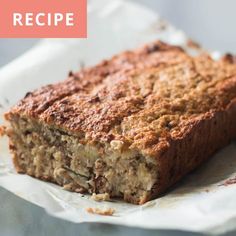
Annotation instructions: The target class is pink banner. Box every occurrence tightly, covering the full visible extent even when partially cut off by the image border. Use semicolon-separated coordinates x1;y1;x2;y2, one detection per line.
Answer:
0;0;87;38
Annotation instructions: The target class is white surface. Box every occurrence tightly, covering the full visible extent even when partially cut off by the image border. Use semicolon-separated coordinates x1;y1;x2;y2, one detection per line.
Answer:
1;0;236;236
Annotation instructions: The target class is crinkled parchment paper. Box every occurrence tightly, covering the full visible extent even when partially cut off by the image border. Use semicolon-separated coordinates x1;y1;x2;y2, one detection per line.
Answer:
0;0;236;234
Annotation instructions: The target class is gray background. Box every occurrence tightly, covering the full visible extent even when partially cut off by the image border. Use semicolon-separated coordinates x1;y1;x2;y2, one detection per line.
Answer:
1;0;236;235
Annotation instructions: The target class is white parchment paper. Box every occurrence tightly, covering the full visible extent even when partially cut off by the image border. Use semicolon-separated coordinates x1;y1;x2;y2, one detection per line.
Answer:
0;0;236;234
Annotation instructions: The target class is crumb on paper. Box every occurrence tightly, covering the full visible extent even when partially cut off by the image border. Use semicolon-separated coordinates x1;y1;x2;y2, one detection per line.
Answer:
91;193;111;202
86;207;115;216
220;176;236;186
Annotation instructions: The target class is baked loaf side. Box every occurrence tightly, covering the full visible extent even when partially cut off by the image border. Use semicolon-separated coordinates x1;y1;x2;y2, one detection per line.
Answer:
5;41;236;204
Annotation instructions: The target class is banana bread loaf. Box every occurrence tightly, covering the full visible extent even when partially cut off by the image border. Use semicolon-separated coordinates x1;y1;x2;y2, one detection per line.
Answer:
4;41;236;204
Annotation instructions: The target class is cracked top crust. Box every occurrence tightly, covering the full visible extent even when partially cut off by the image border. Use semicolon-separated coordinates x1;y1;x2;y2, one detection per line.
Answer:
6;41;236;157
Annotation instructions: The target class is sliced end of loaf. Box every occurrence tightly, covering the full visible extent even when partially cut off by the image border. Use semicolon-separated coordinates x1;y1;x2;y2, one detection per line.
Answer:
6;114;159;204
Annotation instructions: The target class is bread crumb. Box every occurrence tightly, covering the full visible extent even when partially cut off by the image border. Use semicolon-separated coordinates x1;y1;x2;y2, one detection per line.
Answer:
91;193;110;202
187;39;201;49
220;176;236;186
86;207;115;216
0;126;6;136
221;54;236;64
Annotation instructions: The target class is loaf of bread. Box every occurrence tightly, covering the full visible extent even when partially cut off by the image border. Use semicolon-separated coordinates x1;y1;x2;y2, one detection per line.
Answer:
4;41;236;204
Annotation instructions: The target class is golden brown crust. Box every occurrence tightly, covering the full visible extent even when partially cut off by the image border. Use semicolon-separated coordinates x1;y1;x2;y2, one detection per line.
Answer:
7;41;184;117
7;42;236;154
